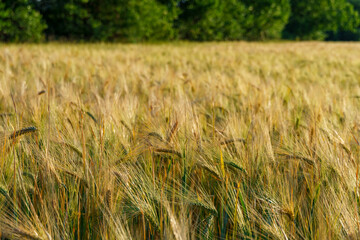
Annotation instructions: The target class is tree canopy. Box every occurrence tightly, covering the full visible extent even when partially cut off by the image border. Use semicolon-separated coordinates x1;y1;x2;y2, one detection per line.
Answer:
0;0;359;42
284;0;360;40
0;0;46;42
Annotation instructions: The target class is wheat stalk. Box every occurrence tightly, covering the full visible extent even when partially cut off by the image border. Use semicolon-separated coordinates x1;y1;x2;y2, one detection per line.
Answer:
0;126;37;149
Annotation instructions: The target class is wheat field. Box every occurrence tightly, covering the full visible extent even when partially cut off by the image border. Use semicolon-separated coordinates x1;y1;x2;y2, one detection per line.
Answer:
0;42;360;239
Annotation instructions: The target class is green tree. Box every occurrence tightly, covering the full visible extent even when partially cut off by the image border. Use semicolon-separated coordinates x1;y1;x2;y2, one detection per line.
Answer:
32;0;177;42
31;0;95;40
284;0;360;40
177;0;290;41
0;0;46;42
327;0;360;41
242;0;290;40
91;0;177;41
177;0;226;41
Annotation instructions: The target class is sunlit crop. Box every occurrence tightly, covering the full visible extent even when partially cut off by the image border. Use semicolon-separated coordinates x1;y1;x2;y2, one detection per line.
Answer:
1;42;360;239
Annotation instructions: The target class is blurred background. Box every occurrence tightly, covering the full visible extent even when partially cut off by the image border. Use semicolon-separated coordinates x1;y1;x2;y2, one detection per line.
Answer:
1;0;360;42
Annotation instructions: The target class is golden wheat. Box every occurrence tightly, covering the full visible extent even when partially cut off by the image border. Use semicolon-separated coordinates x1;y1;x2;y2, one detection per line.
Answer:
0;42;360;239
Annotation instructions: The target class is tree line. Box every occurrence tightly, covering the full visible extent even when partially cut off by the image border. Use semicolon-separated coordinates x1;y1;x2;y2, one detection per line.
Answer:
1;0;360;42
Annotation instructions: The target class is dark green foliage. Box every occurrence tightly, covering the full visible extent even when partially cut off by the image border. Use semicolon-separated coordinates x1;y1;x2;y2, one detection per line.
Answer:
327;0;360;41
90;0;178;42
242;0;291;40
0;0;46;42
31;0;98;40
349;0;360;10
284;0;360;40
1;0;360;42
31;0;178;42
326;28;360;41
177;0;290;41
177;0;226;41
